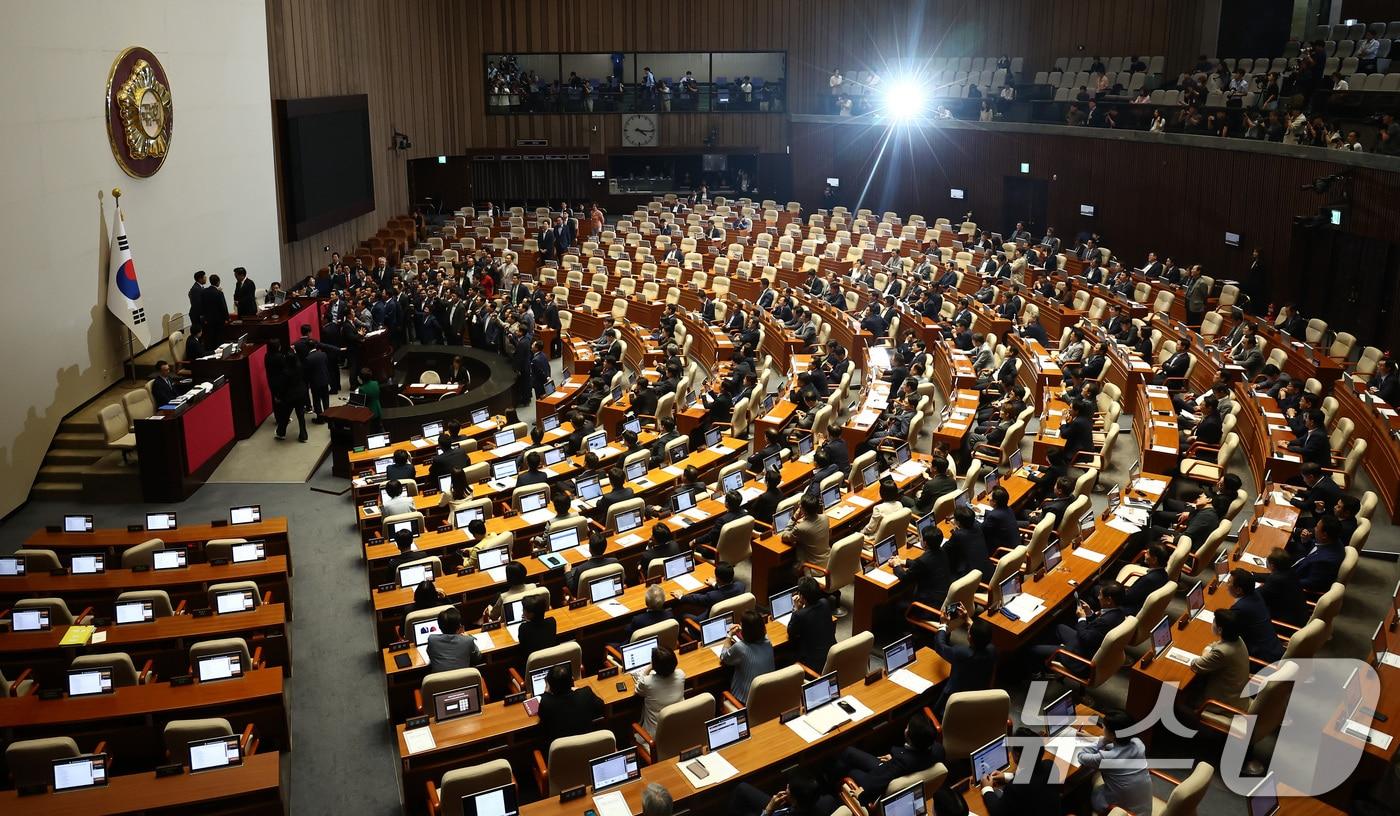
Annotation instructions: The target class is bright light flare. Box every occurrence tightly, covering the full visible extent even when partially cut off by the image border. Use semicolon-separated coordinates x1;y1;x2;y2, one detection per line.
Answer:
880;76;929;121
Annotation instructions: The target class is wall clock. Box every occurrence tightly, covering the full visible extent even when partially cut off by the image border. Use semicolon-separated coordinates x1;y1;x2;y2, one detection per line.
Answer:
622;113;658;147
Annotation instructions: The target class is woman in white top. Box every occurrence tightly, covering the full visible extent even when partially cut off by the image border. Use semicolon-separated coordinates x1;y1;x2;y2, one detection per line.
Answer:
862;479;904;538
632;645;686;734
1148;110;1166;133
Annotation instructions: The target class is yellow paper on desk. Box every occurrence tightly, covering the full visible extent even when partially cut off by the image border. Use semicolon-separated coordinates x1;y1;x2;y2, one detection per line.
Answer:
60;626;96;646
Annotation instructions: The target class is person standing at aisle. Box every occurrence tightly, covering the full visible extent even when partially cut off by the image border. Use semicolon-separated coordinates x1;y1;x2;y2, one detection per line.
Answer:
265;338;308;442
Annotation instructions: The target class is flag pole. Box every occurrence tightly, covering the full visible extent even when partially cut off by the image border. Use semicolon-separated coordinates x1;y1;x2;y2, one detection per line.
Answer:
113;187;138;383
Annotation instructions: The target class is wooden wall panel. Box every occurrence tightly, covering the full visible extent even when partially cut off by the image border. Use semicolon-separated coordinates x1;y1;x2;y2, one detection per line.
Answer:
265;0;1205;280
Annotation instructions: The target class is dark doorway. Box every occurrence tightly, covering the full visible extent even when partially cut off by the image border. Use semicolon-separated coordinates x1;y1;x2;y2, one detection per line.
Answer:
1002;176;1048;236
1288;224;1400;350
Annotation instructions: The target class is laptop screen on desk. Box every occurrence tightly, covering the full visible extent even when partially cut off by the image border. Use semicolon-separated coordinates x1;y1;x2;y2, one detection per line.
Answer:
860;462;879;490
1186;582;1206;616
588;574;624;603
215;589;255;614
153;549;186;571
773;506;795;532
494;429;517;447
583;431;608;452
115;600;154;625
614;509;642;534
542;446;567;467
63;514;93;533
670;487;697;513
12;608;51;631
999;573;1021;604
477;544;509;571
462;783;520;816
0;557;23;576
398;563;433;588
802;672;840;713
1008;449;1023;471
52;755;106;791
769;588;796;621
146;511;177;531
232;542;266;563
188;734;242;773
530;661;569;698
589;748;641;792
520;492;548;513
706;711;750;751
541;413;561;432
822;485;842;509
229;505;261;525
625;459;648;482
879;781;927;816
872;536;896;566
422;421;444;439
663;552;695;580
70;553;105;575
454;507;484;530
1150;615;1173;655
492;459;518;480
367;433;391;449
700;613;732;646
432;684;483;723
413;620;441;645
720;470;745;494
471;408;490;425
577;475;603;502
971;736;1009;781
620;637;658;672
1044;690;1076;736
705;426;723;447
883;635;915;674
622;416;642;435
197;652;244;682
374;458;393;474
67;668;114;697
548;527;579;553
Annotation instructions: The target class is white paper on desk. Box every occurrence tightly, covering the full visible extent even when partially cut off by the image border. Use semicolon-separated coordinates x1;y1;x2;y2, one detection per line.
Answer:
1165;647;1198;665
785;716;824;743
1268;425;1291;434
865;568;898;586
889;668;933;694
599;599;631;618
1270;491;1290;505
1071;548;1106;564
572;544;593;559
1151;444;1176;454
1004;593;1046;620
1046;731;1098;764
1195;609;1215;625
1106;516;1141;534
483;566;507;584
684;507;710;522
1132;477;1169;492
739;487;763;503
91;631;107;645
1381;407;1398;418
1240;553;1269;568
1259;517;1291;530
403;726;436;754
710;643;727;659
1278;453;1302;462
616;533;645;548
1344;720;1394;751
662;465;685;477
828;505;856;520
1380;652;1400;669
895;460;928;479
847;495;875;508
472;632;496;651
416;644;430;664
713;443;737;454
674;574;704;592
521;509;554;526
593;790;634;816
678;751;740;788
854;410;881;425
840;695;875;721
505;622;521;642
1265;411;1286;420
410;438;433;449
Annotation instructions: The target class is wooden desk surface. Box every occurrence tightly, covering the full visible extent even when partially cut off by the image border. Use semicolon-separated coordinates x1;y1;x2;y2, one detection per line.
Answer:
0;668;284;729
0;604;287;657
347;416;510;468
0;751;283;816
517;648;951;815
24;519;290;552
0;556;289;600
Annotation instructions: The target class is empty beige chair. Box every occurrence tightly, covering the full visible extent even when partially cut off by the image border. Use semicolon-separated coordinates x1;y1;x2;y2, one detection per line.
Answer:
189;637;259;673
975;546;1028;610
114;589;176;618
1049;615;1137;693
1126;581;1179;649
428;759;514;816
887;761;950;804
1;667;35;698
418;667;488;715
723;663;804;723
934;689;1011;761
520;641;585;689
707;593;756;626
635;692;716;763
613;619;681;660
122;389;155;424
71;652;151;687
13;548;61;572
534;729;616;796
15;596;90;626
6;737;83;789
207;580;264;613
808;533;863;616
818;630;875;685
1143;761;1215;816
418;370;442;384
100;403;137;462
203;538;247;563
163;718;236;765
710;514;755;565
119;537;166;569
603;497;645;532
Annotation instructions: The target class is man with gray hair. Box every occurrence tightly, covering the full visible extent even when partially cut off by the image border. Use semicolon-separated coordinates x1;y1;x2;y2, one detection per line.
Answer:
641;783;673;816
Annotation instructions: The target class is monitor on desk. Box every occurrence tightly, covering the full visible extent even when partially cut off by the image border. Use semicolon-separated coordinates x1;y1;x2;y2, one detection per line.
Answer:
587;573;625;604
153;548;187;571
52;754;107;791
577;474;604;502
1008;449;1024;471
63;514;93;533
453;507;484;530
953;489;972;515
422;421;444;439
589;747;641;792
146;511;178;531
878;781;927;816
700;612;732;646
374;457;393;475
872;536;897;566
0;556;23;577
797;433;815;456
822;484;843;509
12;608;51;631
542;446;567;467
614;508;643;534
541;413;561;433
196;652;244;682
503;599;526;624
983;470;1000;497
663;552;695;581
494;428;517;447
1043;540;1063;571
883;634;916;674
188;733;243;773
1246;773;1279;816
366;432;392;449
705;426;724;448
520;491;548;513
347;393;368;407
214;588;256;614
462;783;520;816
622;415;642;436
914;512;938;541
1186;582;1206;618
769;587;796;621
891;442;910;466
115;599;154;625
620;636;658;672
465;544;504;573
583;430;608;452
491;458;519;481
859;461;879;490
398;562;433;588
529;661;569;698
624;458;648;482
230;541;266;564
773;505;795;533
432;684;483;723
720;469;745;494
971;736;1009;782
70;553;105;575
390;516;422;537
705;710;750;751
1150;615;1174;655
1043;690;1077;736
547;527;580;553
801;671;840;713
67;667;114;697
670;487;698;513
412;619;442;646
471;408;491;425
229;505;261;525
999;573;1022;605
669;441;689;464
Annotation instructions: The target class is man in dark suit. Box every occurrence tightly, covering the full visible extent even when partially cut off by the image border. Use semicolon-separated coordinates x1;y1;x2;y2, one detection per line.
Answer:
931;610;997;715
1056;399;1094;466
1022;476;1075;525
1369;358;1400;405
787;578;836;672
946;505;991;582
594;466;635;520
232;267;257;317
1141;252;1164;278
1017;316;1049;345
1153;347;1190;387
1121;543;1171;615
537;223;556;262
1287;515;1346;592
150;361;183;406
833;713;944;807
536;663;603;746
747;467;784;524
1226;569;1283;663
564;532;621;595
1031;581;1127;666
1258;548;1310;627
202;273;230;344
187;271;206;331
979;486;1020;554
515;451;550;489
892;524;953;612
671;560;747;622
429;434;468;477
1287;462;1343;520
1284;409;1330;466
730;769;836;816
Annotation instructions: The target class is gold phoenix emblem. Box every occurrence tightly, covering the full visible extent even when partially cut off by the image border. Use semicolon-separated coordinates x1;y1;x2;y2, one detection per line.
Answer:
117;60;172;159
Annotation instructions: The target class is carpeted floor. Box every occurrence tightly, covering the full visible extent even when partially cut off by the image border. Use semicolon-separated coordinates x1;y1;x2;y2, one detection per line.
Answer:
4;351;1398;814
207;414;333;484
